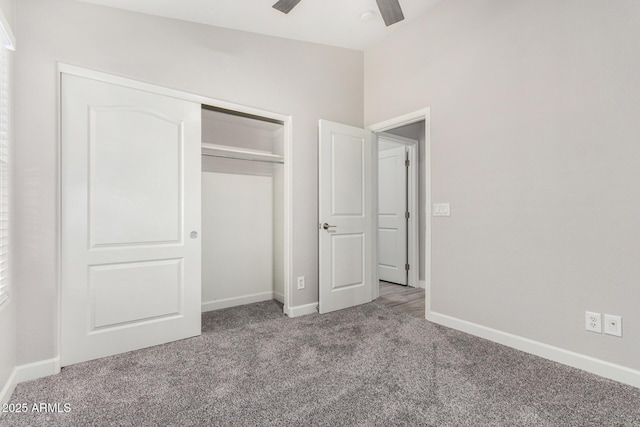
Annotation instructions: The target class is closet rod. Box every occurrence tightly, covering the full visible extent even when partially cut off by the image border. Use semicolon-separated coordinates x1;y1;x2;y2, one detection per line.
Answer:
201;152;284;164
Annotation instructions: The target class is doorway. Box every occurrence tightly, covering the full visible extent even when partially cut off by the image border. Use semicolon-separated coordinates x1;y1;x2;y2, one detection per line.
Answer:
316;111;430;317
369;109;431;319
200;107;287;312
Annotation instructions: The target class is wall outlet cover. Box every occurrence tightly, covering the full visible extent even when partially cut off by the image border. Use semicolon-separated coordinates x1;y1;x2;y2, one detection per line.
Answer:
604;314;622;337
585;311;602;333
297;276;305;290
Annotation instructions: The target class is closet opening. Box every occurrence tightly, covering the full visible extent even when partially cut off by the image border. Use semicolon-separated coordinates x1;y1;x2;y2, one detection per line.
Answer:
200;105;287;314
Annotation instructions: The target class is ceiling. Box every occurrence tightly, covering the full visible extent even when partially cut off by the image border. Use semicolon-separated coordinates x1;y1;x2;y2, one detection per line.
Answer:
77;0;443;51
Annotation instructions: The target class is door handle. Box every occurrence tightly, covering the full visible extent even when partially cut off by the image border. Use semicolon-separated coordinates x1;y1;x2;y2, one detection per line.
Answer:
322;223;337;230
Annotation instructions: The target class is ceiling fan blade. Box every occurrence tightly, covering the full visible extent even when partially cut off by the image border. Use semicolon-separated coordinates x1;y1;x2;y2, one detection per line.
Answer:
272;0;303;14
376;0;405;26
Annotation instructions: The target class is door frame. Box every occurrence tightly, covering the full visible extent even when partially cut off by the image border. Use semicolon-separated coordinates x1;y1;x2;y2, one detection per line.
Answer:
376;132;419;289
368;108;431;318
56;63;295;363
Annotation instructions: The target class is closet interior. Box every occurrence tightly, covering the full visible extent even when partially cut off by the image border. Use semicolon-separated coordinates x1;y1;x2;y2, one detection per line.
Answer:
201;106;285;312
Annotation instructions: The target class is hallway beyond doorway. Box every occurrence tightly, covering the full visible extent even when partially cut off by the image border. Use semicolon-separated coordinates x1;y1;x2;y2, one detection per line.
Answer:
376;281;425;318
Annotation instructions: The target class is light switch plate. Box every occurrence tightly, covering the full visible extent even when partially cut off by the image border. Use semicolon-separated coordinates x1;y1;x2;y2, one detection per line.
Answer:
433;203;451;217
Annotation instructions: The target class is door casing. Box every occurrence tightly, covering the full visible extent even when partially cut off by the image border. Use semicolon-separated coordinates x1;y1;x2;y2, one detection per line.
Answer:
368;109;431;317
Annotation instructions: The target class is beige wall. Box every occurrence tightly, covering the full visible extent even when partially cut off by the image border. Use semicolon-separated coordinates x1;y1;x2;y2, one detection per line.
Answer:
0;0;12;31
365;0;640;369
14;0;363;364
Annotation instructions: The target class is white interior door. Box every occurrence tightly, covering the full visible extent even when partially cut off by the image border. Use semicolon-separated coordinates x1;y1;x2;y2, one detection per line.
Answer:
378;146;408;285
61;73;201;366
318;120;373;314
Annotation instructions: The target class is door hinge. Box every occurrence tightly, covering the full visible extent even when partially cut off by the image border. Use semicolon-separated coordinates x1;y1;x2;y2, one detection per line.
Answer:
405;263;410;271
405;212;410;219
405;159;410;167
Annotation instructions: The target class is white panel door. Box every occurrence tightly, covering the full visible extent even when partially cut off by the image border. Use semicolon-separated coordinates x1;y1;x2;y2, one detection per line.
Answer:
378;146;407;285
61;73;201;366
318;120;372;314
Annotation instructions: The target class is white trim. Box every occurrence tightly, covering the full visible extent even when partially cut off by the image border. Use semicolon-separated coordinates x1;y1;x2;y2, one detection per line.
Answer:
201;143;284;163
369;109;429;134
0;8;15;51
0;358;60;404
424;114;432;319
201;292;274;312
57;64;291;123
55;61;63;371
418;280;426;289
371;133;379;300
283;115;293;317
368;108;431;314
428;311;640;389
286;302;318;318
15;357;60;384
378;132;416;146
0;368;16;406
407;142;420;288
273;291;284;304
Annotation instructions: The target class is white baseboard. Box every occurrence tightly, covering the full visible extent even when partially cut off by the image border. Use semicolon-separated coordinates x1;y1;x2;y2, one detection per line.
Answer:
273;291;284;304
428;311;640;389
418;280;426;289
0;357;61;406
15;357;60;384
285;302;318;318
0;368;17;406
201;291;274;313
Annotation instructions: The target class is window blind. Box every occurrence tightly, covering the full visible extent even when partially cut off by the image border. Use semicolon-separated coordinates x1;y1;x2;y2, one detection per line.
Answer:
0;44;8;308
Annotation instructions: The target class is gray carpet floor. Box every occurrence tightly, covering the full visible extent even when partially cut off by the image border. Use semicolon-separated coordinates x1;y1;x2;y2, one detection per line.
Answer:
2;300;639;426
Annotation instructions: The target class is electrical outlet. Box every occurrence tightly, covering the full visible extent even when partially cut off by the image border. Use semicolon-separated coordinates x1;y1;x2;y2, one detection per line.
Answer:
585;311;602;333
603;314;622;337
297;276;305;290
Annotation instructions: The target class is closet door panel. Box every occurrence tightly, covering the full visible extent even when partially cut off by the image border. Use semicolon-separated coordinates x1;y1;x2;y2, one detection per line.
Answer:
88;107;181;247
61;73;201;366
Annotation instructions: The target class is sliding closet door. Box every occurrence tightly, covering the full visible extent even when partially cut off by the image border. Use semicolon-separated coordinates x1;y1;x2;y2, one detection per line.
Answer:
61;73;201;366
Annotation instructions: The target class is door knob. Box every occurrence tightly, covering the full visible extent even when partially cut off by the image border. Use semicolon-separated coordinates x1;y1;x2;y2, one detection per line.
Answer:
190;231;198;239
322;223;337;230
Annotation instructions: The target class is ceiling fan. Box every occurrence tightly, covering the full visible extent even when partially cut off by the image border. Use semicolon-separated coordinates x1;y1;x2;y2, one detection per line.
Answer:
272;0;405;27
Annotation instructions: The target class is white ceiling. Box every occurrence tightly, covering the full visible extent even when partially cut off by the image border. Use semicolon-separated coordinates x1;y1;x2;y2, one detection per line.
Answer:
77;0;442;51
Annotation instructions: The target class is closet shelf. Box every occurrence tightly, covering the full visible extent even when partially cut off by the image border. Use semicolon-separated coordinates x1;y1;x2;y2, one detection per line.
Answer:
201;143;284;164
